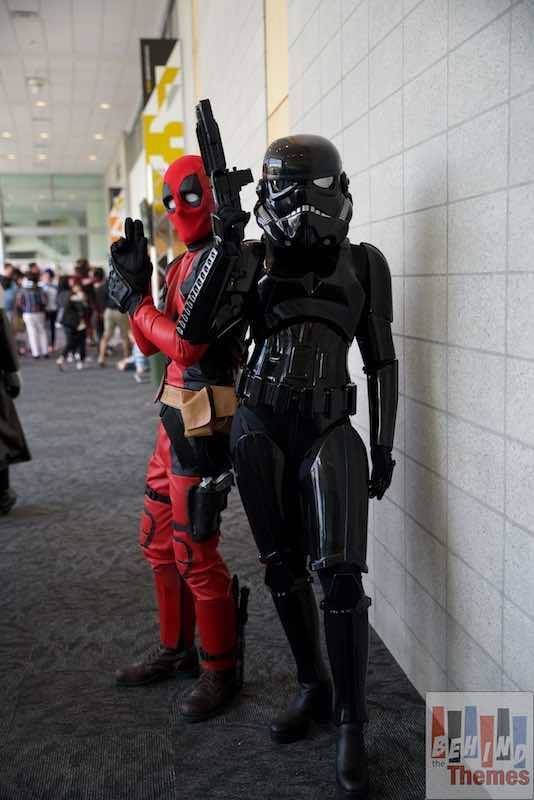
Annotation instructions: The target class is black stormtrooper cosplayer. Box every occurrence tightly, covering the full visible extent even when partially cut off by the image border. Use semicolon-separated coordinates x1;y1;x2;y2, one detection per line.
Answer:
179;108;398;799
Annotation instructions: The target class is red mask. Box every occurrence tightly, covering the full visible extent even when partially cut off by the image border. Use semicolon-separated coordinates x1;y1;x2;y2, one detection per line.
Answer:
163;155;214;247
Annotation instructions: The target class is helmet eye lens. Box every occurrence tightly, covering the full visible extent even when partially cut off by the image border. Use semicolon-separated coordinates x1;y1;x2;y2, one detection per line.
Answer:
184;192;201;205
313;176;334;189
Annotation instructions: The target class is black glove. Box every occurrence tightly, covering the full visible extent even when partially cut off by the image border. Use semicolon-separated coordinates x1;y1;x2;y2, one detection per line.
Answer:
108;217;153;314
369;444;395;500
212;206;250;249
4;372;21;399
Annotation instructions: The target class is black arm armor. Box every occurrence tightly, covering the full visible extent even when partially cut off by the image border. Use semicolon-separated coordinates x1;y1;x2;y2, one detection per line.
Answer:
177;240;263;344
356;243;398;450
0;309;19;373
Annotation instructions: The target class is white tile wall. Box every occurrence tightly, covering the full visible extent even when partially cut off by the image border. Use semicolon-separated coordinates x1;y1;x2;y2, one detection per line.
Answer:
286;0;534;696
187;0;534;698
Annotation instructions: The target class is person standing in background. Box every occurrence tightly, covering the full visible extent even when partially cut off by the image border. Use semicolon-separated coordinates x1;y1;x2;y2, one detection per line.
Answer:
0;284;31;514
1;264;19;327
56;280;89;371
41;268;59;352
92;267;107;345
98;283;131;367
17;272;48;359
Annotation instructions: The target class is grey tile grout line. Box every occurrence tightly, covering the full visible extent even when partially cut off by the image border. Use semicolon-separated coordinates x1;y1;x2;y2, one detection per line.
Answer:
359;178;534;221
400;1;409;689
391;483;534;593
501;4;514;691
378;447;534;545
290;5;531;126
374;576;507;691
374;504;534;632
289;0;523;97
400;373;534;454
374;582;448;681
444;0;450;691
391;333;534;365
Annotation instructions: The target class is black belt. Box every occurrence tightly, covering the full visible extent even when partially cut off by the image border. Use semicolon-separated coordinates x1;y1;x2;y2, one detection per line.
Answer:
237;369;357;418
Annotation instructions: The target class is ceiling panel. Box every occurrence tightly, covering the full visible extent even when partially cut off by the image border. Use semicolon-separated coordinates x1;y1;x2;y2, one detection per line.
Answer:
0;0;169;175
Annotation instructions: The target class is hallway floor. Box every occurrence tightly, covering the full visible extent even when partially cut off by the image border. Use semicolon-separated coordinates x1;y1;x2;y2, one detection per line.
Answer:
0;356;425;800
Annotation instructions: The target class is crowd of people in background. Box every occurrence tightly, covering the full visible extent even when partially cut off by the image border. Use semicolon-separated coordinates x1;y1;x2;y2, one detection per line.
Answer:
0;259;149;382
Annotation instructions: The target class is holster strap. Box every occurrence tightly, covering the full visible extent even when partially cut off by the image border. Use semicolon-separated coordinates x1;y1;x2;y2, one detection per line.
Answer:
145;485;171;505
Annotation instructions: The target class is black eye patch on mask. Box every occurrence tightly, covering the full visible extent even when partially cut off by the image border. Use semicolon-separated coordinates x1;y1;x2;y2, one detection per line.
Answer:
179;174;203;207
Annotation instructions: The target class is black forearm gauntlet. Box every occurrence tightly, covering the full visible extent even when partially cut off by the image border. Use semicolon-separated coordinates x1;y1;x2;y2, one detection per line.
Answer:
367;359;398;450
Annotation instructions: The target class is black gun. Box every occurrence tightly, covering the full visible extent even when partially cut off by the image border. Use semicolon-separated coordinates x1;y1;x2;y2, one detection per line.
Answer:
195;99;253;243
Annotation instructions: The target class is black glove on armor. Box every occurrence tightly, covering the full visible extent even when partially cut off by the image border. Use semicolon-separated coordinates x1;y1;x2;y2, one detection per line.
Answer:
4;372;21;399
108;217;153;314
368;444;395;500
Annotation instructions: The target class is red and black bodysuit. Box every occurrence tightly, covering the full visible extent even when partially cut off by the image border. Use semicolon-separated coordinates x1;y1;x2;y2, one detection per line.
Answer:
127;156;239;673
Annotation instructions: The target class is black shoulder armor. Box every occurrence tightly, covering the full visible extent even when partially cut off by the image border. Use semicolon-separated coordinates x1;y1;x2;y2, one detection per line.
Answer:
361;242;393;322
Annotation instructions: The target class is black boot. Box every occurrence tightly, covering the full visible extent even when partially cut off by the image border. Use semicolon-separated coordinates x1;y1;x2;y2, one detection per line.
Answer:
321;569;371;799
115;644;199;686
268;569;332;743
271;681;332;743
336;723;369;798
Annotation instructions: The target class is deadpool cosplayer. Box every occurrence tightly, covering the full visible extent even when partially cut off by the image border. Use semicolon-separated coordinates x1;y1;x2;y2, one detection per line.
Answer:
107;155;247;722
177;103;398;799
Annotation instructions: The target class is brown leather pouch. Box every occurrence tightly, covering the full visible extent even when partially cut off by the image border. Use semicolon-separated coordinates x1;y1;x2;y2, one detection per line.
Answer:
162;384;238;438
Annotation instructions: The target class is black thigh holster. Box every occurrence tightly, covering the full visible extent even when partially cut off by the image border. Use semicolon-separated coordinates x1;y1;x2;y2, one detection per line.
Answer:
188;471;234;542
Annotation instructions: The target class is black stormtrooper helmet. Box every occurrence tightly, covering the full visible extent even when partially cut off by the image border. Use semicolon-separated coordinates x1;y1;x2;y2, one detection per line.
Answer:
254;134;353;249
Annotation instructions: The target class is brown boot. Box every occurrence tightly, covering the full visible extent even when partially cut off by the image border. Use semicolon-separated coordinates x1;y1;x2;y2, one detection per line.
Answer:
115;644;199;686
179;668;241;722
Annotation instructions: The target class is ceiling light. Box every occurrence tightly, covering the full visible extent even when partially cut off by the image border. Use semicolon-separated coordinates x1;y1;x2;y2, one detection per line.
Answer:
39;132;49;139
88;154;97;161
1;131;12;139
37;153;47;161
93;133;104;140
99;102;111;110
35;100;47;108
7;154;16;160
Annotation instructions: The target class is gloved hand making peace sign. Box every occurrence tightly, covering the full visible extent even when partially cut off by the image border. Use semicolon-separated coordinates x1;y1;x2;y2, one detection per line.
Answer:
107;217;153;314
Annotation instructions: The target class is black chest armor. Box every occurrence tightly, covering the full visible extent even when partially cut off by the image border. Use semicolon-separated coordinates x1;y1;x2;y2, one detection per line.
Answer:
239;240;367;417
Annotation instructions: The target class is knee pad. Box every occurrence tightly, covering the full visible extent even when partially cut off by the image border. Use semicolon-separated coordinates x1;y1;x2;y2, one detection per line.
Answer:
265;558;311;598
188;471;234;542
320;565;371;615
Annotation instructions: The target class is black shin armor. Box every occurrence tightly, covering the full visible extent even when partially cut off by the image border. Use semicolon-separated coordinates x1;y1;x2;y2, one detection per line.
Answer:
320;567;371;725
265;560;329;685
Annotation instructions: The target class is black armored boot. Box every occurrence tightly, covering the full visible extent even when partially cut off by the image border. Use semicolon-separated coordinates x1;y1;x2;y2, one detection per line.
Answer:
268;567;332;744
115;644;199;686
321;569;370;800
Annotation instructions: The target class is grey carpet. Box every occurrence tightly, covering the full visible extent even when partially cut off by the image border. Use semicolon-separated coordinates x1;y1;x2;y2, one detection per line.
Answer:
0;356;425;800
